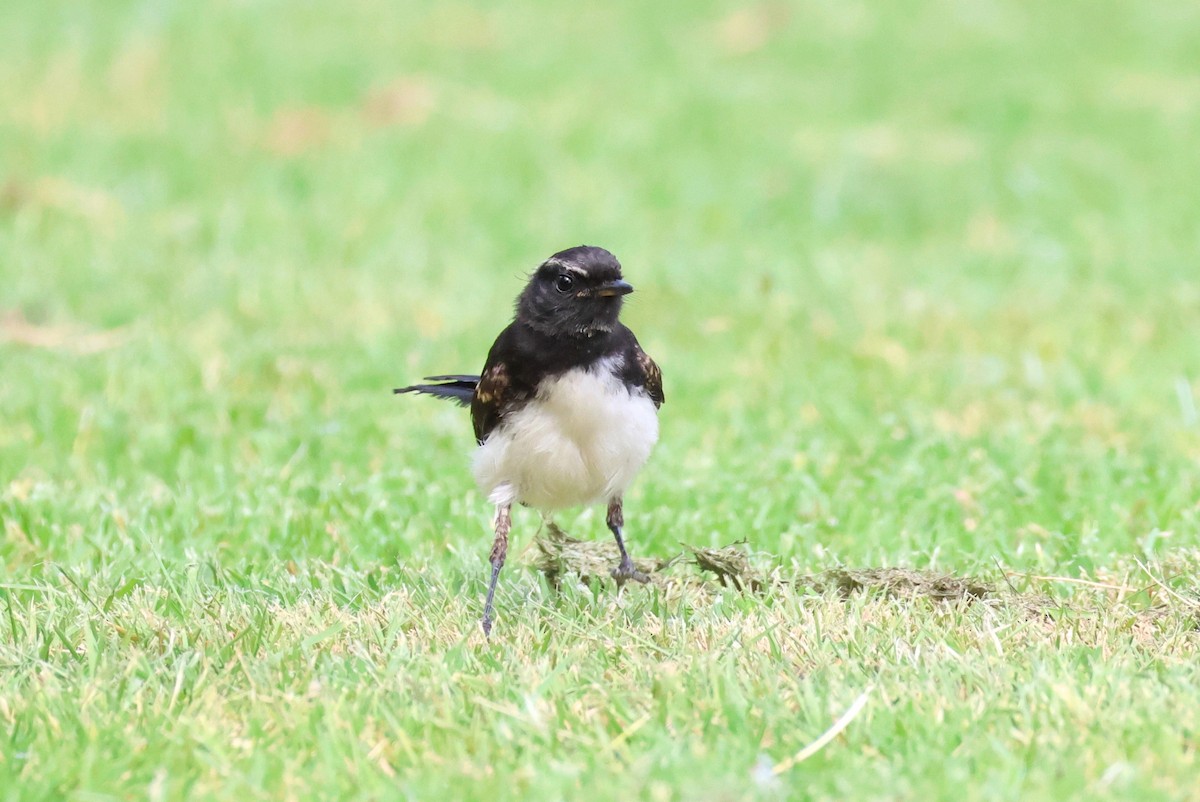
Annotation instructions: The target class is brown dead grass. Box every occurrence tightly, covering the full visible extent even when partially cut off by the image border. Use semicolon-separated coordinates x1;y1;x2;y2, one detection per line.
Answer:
0;310;130;354
531;523;673;587
263;106;334;157
530;531;1200;631
0;177;125;228
361;78;435;128
259;76;436;157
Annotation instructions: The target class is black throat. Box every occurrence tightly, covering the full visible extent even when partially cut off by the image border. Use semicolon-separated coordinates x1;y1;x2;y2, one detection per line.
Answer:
507;319;629;378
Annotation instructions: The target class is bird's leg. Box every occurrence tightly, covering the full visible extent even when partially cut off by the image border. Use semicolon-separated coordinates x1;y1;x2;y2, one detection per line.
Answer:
607;497;649;586
481;503;512;637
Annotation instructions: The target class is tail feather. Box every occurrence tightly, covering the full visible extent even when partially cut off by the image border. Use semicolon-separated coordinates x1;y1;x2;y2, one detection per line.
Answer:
394;375;479;407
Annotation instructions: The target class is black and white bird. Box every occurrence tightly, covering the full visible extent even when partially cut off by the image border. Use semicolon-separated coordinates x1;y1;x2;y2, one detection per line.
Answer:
395;245;664;636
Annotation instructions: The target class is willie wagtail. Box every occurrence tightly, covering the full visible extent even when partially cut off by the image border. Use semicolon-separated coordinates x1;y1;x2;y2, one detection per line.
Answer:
395;245;664;636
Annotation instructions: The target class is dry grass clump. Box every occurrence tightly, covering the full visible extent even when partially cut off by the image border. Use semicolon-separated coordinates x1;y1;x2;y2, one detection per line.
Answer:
530;532;1200;631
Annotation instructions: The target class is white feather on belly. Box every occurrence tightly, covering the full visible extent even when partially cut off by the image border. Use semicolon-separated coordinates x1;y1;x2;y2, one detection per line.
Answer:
471;354;659;510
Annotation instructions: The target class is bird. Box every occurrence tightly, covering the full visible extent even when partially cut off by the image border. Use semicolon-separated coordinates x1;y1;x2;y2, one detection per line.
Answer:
395;245;664;636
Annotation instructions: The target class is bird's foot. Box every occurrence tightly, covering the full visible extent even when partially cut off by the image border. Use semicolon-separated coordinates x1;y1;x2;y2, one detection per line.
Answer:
481;613;493;638
610;557;650;587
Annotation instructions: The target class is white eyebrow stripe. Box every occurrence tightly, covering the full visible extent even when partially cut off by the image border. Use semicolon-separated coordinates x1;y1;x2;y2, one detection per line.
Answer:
545;258;587;276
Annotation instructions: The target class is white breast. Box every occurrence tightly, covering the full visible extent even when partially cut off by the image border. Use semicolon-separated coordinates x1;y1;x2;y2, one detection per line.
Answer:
471;354;659;510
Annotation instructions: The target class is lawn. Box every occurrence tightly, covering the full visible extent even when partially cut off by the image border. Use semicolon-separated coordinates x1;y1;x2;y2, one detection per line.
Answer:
3;0;1200;799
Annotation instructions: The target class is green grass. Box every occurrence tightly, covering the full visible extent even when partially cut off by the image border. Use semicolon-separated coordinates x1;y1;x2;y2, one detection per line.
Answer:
3;0;1200;798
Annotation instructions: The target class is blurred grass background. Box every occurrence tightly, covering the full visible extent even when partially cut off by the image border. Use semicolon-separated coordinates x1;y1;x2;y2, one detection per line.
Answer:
4;0;1199;573
2;0;1200;798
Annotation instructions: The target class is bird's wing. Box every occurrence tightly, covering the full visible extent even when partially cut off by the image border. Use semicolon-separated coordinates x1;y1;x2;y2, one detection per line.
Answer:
632;344;665;409
471;324;532;445
471;362;512;445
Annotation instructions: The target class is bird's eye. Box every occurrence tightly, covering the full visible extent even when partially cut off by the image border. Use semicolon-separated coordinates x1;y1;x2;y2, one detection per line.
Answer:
555;274;574;293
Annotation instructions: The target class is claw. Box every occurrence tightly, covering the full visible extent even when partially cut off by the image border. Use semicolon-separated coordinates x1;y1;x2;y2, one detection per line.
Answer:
611;558;650;587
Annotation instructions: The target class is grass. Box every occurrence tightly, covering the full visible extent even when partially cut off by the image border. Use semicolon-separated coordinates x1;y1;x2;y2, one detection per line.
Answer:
2;0;1200;798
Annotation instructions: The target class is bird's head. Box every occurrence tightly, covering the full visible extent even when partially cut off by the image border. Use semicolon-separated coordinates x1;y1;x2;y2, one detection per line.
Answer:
516;245;634;338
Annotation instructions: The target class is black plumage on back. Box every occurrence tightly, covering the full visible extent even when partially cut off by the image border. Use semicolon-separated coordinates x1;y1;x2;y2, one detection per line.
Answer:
393;375;479;407
468;320;662;446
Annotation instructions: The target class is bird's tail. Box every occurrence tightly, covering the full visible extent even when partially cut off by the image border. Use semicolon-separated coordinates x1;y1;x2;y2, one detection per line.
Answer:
394;375;479;407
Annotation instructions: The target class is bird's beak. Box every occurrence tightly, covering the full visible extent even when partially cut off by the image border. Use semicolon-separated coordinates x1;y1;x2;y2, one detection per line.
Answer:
596;279;634;297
